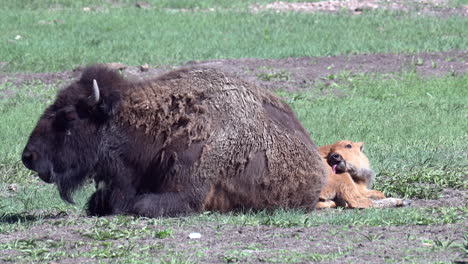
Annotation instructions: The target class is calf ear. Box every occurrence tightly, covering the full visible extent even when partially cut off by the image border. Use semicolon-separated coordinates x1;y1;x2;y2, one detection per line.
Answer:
357;142;364;152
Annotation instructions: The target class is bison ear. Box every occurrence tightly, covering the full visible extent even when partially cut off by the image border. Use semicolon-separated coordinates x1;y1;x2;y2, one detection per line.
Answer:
93;93;119;122
95;95;118;120
79;79;119;122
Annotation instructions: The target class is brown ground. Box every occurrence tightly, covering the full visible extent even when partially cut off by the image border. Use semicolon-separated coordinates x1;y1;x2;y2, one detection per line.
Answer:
251;0;468;17
1;51;467;263
125;0;468;17
1;51;467;92
1;217;466;263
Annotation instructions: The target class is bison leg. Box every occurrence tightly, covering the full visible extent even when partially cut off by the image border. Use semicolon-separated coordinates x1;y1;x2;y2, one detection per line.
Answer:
87;188;113;216
132;192;195;217
86;186;137;216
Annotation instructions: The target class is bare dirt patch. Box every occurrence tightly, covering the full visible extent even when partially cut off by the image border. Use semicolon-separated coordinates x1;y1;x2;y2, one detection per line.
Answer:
184;50;468;92
1;51;466;93
1;216;466;263
411;188;468;208
251;0;468;17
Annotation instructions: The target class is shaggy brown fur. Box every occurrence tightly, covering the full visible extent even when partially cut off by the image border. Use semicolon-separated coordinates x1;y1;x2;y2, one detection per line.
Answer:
22;65;327;217
315;140;407;209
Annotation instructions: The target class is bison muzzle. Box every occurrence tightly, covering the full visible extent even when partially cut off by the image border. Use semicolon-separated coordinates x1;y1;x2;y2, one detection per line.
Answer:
22;65;326;217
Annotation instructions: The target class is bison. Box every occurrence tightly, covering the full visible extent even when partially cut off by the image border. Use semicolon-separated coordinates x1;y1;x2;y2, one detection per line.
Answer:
22;65;326;217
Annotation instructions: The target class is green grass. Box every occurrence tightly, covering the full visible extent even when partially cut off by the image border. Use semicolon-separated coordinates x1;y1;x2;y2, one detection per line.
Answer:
2;73;467;200
0;199;465;262
0;7;466;72
1;73;467;218
193;207;467;227
281;73;468;199
3;0;465;10
0;83;56;184
1;0;323;10
0;1;467;262
451;0;468;7
1;73;466;263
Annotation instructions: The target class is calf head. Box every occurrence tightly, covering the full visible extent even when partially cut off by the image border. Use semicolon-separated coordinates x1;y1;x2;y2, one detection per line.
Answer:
326;140;369;174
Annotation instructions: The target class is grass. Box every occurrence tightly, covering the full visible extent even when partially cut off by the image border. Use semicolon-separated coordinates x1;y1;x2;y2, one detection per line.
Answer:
192;207;466;227
0;6;466;72
451;0;468;7
0;83;56;184
0;204;465;262
256;67;291;81
1;53;466;264
2;73;467;197
280;73;468;198
0;0;467;263
3;0;466;11
0;0;329;10
1;74;467;234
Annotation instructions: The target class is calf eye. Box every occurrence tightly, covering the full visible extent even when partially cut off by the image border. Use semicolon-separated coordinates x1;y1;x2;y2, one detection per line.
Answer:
345;144;352;149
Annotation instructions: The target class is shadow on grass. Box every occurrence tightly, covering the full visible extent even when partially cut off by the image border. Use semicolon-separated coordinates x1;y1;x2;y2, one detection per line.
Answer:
0;211;68;224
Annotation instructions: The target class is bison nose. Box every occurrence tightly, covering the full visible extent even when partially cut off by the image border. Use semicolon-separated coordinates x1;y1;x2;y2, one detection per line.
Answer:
330;153;341;162
22;150;38;170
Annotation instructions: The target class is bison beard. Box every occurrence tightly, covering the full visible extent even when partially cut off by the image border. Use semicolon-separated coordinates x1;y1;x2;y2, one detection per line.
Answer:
22;65;327;217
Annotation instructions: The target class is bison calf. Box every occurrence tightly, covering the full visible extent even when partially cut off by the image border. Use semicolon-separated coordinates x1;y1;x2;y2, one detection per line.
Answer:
22;65;326;217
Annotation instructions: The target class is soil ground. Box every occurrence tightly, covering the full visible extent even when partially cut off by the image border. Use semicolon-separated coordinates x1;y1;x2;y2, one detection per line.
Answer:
3;217;466;263
1;51;467;92
250;0;468;17
1;51;467;263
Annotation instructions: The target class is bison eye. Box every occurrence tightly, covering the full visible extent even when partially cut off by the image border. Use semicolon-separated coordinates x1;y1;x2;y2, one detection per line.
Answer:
53;108;77;131
345;144;352;149
64;111;77;121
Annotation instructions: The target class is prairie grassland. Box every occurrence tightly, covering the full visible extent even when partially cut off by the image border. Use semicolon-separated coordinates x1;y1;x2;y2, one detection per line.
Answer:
0;0;467;263
0;1;467;72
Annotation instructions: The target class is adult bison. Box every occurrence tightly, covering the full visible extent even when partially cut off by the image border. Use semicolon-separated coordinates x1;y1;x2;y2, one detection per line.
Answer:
22;65;326;217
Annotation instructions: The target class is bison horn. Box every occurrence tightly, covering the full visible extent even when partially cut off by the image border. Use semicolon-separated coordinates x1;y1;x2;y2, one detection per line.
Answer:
92;79;100;104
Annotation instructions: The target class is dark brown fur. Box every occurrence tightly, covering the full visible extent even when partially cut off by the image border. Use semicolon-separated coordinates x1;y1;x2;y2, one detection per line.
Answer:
22;65;327;217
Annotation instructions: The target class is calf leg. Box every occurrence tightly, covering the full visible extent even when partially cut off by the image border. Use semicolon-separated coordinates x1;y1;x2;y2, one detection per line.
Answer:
364;189;386;200
370;198;411;208
343;195;372;209
315;200;337;209
337;174;372;209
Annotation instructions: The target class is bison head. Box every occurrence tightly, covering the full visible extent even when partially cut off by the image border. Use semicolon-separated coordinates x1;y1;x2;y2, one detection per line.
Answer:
22;66;122;203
